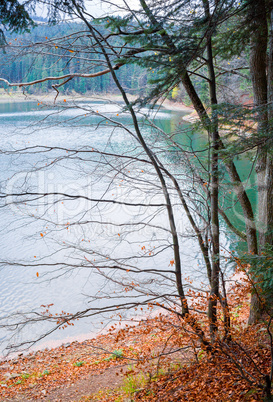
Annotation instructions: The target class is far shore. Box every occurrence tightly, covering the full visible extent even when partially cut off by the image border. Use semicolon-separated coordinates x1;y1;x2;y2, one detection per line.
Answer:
0;90;194;114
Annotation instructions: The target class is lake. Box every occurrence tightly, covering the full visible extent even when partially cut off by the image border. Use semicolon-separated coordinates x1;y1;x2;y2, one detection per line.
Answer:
0;99;254;354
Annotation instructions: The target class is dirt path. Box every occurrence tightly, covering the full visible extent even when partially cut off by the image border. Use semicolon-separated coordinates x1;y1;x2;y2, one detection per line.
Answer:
44;367;122;401
0;334;131;402
3;365;125;401
0;320;166;402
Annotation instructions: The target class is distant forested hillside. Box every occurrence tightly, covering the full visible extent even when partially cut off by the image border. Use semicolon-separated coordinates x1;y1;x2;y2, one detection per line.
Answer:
0;19;252;104
0;22;148;95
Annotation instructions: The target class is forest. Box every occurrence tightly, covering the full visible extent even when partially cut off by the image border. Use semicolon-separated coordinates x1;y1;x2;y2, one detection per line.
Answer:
0;21;148;95
0;0;272;401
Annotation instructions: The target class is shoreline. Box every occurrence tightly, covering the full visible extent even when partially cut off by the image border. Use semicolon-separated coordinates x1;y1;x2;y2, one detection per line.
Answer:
2;306;168;361
0;271;252;402
0;314;179;401
0;90;194;113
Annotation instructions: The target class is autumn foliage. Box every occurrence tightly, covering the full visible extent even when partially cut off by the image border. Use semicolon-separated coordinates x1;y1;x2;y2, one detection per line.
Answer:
0;272;271;402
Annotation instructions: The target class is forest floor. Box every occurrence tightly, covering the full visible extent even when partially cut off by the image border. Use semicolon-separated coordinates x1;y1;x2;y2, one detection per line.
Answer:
0;273;271;402
0;316;191;402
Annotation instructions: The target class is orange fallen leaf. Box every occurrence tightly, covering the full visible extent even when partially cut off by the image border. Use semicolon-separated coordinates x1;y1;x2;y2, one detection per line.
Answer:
36;272;39;277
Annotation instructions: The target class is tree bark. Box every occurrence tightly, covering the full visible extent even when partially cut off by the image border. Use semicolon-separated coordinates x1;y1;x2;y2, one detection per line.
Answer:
264;6;273;247
202;0;221;340
248;0;268;324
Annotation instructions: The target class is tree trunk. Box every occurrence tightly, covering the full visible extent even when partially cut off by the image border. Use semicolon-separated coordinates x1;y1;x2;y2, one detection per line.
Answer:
248;0;268;324
263;7;273;247
250;0;269;244
202;0;221;340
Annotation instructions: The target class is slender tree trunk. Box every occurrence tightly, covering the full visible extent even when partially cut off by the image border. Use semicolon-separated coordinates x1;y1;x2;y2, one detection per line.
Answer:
202;0;221;340
88;21;214;349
